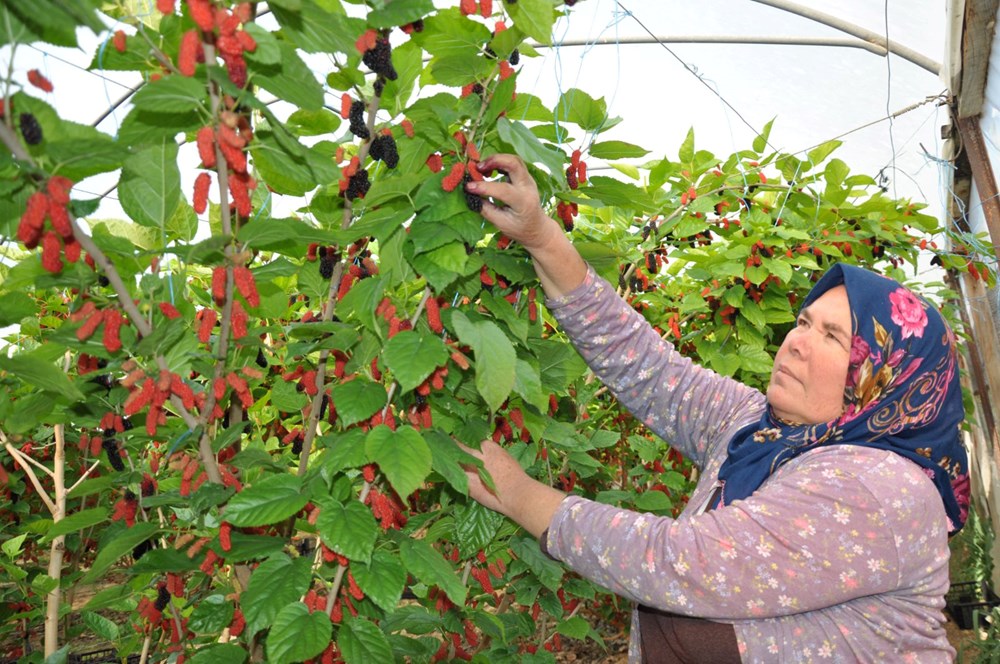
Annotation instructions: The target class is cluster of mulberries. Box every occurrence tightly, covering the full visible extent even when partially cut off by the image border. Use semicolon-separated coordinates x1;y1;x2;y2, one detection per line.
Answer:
460;0;493;17
312;246;339;279
19;113;42;145
348;100;369;139
566;149;587;190
18;176;81;273
362;38;398;81
556;201;578;231
369;132;399;168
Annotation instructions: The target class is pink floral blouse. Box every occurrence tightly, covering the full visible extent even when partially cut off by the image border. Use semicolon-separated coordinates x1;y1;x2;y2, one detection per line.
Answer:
544;266;955;663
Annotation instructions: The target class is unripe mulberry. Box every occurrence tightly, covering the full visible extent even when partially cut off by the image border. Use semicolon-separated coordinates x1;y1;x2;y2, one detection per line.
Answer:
441;162;465;192
193;172;211;213
369;133;398;168
362;38;397;80
103;309;124;353
348;100;369;139
178;30;201;77
425;296;443;333
233;266;259;307
196;126;216;168
40;231;63;273
27;69;53;93
187;0;215;31
19;113;42;145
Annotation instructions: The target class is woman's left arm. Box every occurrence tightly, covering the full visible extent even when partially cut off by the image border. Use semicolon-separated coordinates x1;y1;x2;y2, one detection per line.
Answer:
541;447;948;620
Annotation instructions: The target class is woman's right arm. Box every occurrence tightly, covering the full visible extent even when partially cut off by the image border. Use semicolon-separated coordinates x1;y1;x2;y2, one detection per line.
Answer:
467;154;760;464
465;154;587;299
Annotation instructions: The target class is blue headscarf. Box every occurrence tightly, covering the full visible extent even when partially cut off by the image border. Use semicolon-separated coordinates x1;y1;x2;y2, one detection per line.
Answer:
717;263;969;533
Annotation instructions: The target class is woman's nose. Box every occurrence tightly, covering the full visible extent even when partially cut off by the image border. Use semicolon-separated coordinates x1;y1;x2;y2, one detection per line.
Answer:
787;328;810;357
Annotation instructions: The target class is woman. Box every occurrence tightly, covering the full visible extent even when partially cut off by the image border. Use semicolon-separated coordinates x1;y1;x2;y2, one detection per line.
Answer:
461;154;970;662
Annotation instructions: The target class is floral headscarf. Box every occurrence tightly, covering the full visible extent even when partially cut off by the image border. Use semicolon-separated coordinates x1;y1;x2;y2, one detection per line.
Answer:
717;263;969;533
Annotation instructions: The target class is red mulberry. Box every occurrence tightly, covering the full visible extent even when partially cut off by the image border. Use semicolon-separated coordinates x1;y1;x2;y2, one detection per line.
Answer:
196;126;216;168
233;266;259;307
187;0;215;31
27;69;53;93
193;172;211;214
113;30;127;53
178;30;201;77
40;231;63;273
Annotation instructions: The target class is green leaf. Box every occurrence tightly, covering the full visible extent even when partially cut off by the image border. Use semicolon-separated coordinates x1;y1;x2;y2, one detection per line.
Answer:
510;535;564;590
753;118;774;153
424;429;472;494
1;0;103;48
223;474;310;527
505;0;555;44
81;611;120;641
430;54;495;86
417;11;492;58
585;176;656;212
555;88;608;132
365;425;432;499
634;491;671;511
353;550;407;612
266;602;331;664
400;537;467;605
739;300;766;329
43;646;70;664
587;140;649;160
331;377;385;428
40;507;107;543
336;275;385;333
118;140;181;231
251;131;337;196
739;345;772;375
678;128;695;163
83;522;158;583
382;330;450;393
188;644;248;664
269;0;366;55
0;350;84;401
340;616;393;664
188;595;234;634
251;42;325;111
315;496;379;563
368;0;435;28
131;75;208;114
451;311;516;412
496;117;564;177
557;615;592;640
824;158;850;187
0;291;37;326
2;534;27;559
454;501;505;558
807;139;842;166
242;554;313;638
287;108;341;137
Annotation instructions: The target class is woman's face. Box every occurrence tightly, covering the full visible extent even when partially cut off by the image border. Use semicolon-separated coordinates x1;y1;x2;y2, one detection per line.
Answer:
767;285;852;424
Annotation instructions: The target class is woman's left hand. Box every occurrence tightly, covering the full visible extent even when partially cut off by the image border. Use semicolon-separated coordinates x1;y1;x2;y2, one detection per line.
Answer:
461;440;567;539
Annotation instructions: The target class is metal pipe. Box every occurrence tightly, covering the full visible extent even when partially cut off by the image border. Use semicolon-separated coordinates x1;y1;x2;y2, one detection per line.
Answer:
748;0;941;75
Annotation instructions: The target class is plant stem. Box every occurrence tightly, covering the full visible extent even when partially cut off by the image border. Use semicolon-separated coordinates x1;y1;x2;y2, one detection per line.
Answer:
43;414;67;657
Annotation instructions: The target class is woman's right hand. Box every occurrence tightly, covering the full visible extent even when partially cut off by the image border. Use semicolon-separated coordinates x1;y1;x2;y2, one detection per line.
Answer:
464;153;561;253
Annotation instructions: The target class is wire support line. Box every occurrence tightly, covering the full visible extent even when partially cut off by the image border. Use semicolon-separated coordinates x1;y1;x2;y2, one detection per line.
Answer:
27;44;137;93
793;92;947;158
92;81;144;127
610;1;770;152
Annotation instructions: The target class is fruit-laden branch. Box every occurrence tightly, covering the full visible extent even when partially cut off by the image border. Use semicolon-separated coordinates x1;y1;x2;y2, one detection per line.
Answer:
0;429;56;516
295;89;384;477
0;119;217;477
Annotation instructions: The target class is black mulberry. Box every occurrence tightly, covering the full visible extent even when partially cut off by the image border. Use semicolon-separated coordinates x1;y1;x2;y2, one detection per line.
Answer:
102;437;125;472
19;113;42;145
132;539;154;560
345;168;370;200
154;584;171;611
463;174;483;212
362;39;397;81
319;254;335;279
509;49;520;66
369;134;399;169
349;100;369;140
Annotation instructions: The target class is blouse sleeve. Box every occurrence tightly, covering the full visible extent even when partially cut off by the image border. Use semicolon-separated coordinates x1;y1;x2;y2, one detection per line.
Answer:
543;446;949;621
546;265;762;468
